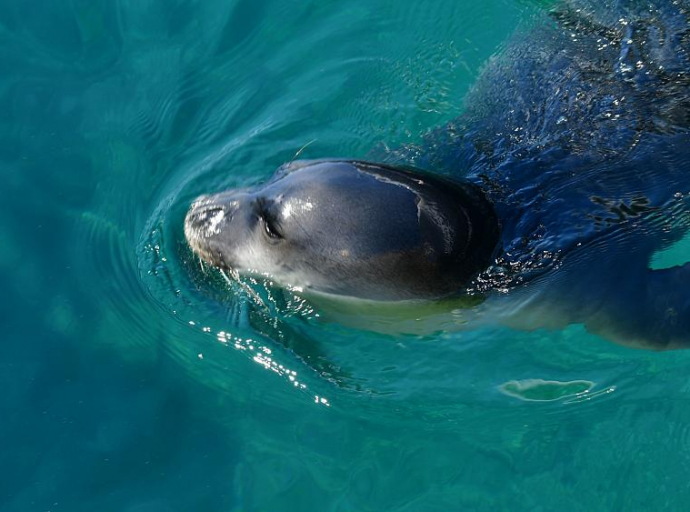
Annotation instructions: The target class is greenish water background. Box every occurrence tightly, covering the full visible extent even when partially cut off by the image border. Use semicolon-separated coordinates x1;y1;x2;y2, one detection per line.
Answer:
3;0;690;510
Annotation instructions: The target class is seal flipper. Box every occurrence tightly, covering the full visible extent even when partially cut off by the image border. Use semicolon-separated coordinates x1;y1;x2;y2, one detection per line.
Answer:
583;262;690;349
507;215;690;350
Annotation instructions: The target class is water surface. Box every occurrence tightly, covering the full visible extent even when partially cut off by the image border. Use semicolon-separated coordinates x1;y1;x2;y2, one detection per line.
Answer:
3;0;690;510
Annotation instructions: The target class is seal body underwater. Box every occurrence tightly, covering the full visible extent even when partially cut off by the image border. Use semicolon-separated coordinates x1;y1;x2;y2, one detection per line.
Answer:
185;0;690;349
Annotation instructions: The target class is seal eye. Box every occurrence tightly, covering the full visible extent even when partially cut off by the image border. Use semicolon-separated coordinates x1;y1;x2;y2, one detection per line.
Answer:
255;197;283;241
262;214;282;239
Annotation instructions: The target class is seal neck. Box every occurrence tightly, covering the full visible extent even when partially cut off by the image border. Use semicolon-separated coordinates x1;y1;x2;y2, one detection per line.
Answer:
453;179;501;282
352;160;501;291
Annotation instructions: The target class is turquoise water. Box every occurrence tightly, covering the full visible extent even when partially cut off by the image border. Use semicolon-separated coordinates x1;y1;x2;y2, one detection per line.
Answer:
3;0;690;510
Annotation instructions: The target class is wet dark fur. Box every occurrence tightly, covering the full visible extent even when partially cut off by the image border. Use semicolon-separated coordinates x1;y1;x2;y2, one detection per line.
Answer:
372;0;690;347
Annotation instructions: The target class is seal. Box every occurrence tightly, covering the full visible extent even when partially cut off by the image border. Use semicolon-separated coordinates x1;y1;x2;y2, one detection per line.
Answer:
185;0;690;349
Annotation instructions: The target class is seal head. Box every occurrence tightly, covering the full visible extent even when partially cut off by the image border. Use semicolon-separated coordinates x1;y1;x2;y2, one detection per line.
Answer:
184;160;499;300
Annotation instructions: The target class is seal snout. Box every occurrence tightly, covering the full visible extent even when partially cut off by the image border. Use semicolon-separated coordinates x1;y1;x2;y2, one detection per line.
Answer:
184;195;228;260
185;198;220;231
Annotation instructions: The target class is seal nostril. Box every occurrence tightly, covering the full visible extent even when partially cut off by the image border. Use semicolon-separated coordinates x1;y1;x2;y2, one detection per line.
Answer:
185;203;228;240
190;200;222;217
200;205;224;216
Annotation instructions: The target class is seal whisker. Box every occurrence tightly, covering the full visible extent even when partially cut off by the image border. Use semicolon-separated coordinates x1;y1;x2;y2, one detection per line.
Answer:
219;268;266;308
290;139;317;165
